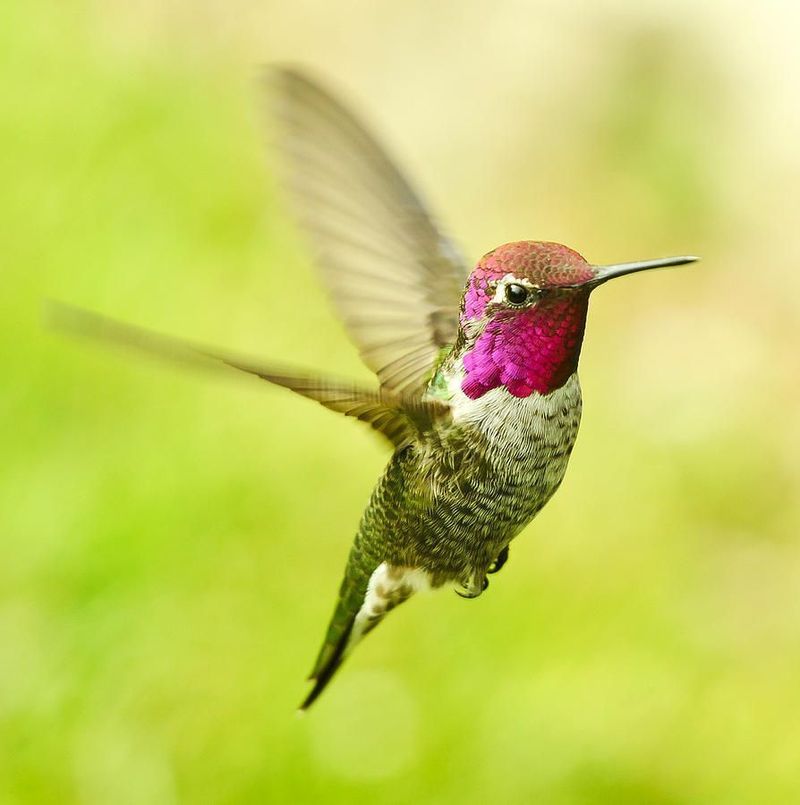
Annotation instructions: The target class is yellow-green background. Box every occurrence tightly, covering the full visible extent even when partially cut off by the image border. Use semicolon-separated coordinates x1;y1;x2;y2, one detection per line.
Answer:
4;1;800;802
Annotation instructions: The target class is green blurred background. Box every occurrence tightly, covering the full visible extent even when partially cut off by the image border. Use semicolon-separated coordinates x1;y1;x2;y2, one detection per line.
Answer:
4;1;800;802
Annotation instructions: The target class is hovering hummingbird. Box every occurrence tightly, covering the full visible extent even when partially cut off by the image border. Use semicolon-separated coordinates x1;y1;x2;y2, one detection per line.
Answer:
52;69;697;710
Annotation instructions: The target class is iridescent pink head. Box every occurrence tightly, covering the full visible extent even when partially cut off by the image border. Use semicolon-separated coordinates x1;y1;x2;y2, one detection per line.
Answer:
459;241;696;399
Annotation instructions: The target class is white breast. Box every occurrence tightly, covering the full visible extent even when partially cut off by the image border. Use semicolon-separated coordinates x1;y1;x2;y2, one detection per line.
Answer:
447;371;582;443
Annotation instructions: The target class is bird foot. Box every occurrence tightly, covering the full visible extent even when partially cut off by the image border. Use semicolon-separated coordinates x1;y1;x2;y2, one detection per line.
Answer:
455;576;489;599
487;545;509;575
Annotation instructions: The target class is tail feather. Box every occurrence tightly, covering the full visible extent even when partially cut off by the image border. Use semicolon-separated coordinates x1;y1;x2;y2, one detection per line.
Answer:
299;615;357;710
299;566;371;710
300;562;427;710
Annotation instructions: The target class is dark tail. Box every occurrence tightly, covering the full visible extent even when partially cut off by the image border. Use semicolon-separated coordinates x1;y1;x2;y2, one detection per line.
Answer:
298;509;389;710
298;615;356;711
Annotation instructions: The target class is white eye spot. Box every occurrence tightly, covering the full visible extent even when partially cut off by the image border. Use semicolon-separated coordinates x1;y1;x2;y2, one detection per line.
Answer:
490;274;539;307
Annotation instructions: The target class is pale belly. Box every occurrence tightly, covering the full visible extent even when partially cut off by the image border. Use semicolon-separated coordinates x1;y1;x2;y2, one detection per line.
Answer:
383;374;583;589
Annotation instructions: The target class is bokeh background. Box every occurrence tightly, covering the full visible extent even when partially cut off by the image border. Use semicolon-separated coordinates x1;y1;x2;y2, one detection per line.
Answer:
4;0;800;802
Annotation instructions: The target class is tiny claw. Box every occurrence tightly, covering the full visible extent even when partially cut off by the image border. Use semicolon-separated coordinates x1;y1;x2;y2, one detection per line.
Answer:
455;575;490;599
487;545;509;575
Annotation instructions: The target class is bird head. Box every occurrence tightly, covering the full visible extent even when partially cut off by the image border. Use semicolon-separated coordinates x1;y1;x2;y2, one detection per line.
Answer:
458;241;696;399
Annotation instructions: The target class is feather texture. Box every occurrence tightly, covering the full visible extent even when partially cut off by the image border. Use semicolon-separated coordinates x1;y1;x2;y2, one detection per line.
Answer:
268;68;467;394
47;302;450;449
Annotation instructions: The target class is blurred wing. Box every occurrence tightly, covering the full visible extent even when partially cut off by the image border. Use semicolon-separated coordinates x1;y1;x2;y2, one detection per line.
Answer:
219;357;450;450
269;68;468;394
47;303;451;450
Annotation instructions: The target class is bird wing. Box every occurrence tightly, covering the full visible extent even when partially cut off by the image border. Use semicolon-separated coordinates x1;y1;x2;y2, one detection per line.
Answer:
218;357;449;450
269;68;468;395
47;303;450;450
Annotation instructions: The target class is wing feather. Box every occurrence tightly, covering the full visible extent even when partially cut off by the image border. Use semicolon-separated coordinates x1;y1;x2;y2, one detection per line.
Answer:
47;303;450;450
268;68;467;394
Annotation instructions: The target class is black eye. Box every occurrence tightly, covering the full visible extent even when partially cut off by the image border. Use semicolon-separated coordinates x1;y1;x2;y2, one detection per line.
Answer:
504;283;529;306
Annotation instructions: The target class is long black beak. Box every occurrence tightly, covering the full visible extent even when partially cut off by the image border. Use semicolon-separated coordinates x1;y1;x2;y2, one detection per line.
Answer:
592;255;699;285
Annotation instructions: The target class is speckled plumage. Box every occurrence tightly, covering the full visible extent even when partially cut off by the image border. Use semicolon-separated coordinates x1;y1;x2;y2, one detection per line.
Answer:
276;69;697;707
54;69;696;712
302;280;588;707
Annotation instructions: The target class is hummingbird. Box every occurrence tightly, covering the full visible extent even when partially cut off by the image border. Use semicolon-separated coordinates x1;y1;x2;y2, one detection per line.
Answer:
51;69;697;710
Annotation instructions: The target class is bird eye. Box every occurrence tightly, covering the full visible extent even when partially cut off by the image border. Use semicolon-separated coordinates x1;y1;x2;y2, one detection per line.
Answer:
504;283;529;306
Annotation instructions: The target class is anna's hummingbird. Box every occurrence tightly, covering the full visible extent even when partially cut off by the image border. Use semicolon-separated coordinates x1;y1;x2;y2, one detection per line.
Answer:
52;69;696;710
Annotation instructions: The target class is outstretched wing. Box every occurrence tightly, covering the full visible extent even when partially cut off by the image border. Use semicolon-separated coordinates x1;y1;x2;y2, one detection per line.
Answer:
47;303;450;450
269;68;467;395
